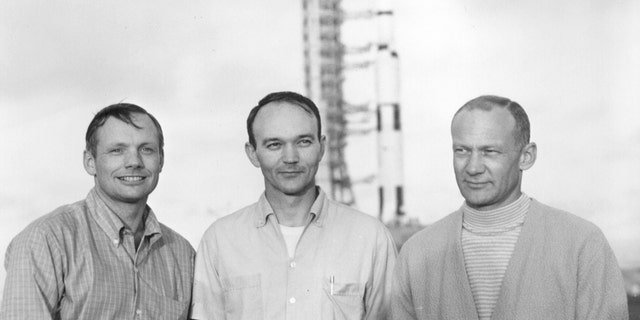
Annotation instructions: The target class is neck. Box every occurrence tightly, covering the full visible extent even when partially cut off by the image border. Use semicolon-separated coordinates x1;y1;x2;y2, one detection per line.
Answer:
94;188;147;234
265;185;317;227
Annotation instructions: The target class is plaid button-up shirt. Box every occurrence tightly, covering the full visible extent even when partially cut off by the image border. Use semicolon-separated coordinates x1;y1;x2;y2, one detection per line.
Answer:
1;189;195;319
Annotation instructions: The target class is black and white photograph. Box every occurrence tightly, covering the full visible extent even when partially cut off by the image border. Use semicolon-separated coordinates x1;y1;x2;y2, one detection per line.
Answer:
1;0;638;318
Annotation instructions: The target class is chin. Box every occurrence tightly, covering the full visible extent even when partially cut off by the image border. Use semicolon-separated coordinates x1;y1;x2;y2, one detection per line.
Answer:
117;190;152;202
462;193;492;208
280;183;315;196
280;188;307;196
118;195;148;204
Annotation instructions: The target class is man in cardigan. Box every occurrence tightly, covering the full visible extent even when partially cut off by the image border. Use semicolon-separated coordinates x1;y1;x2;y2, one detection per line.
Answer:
391;95;628;319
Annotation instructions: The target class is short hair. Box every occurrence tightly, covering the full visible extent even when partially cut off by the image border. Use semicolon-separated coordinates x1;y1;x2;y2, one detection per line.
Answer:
85;103;164;157
246;91;322;148
453;95;530;148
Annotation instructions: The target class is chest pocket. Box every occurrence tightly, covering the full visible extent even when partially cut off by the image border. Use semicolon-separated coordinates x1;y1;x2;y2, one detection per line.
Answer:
320;278;365;320
221;274;263;320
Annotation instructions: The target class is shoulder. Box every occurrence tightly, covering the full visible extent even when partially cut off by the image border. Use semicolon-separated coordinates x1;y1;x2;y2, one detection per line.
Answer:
14;200;87;241
529;199;604;240
6;199;87;257
400;209;461;256
158;222;195;255
525;199;618;267
325;198;390;234
200;202;259;242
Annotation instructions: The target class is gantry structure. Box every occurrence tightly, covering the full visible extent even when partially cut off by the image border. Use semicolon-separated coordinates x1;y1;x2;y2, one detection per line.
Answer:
302;0;404;222
302;0;355;206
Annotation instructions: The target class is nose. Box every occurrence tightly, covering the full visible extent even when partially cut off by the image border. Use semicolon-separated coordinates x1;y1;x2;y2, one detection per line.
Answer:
124;150;144;169
465;151;485;175
282;144;299;164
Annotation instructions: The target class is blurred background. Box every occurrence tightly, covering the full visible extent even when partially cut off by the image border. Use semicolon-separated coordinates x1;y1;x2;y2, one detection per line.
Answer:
1;0;639;314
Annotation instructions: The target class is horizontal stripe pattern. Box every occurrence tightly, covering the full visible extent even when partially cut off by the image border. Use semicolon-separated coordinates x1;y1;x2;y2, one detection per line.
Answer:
462;194;530;320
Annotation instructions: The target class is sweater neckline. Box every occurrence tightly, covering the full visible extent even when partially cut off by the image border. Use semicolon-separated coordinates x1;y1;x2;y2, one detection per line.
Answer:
462;194;530;233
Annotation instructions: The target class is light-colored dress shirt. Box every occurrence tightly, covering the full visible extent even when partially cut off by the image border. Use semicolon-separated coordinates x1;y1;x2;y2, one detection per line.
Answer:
1;189;195;320
191;188;397;320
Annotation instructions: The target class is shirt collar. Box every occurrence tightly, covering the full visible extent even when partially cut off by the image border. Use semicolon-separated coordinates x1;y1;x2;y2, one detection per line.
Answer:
254;186;328;228
86;188;162;247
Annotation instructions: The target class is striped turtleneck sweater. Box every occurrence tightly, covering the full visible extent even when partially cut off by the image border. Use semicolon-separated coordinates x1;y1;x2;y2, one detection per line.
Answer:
461;193;531;320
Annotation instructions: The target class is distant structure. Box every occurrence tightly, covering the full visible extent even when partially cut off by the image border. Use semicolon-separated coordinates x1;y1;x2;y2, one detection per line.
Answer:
301;0;404;222
374;0;405;222
302;0;355;205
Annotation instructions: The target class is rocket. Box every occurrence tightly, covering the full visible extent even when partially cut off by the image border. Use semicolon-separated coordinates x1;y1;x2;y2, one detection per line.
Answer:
375;0;405;222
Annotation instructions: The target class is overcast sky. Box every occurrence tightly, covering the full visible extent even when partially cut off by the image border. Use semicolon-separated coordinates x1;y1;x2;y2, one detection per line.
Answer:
1;0;639;294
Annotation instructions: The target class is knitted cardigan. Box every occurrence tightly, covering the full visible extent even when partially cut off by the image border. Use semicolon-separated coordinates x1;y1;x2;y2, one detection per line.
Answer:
390;199;628;320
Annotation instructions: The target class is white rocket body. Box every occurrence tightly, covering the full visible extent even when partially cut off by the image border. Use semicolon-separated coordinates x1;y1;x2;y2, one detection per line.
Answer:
375;0;405;222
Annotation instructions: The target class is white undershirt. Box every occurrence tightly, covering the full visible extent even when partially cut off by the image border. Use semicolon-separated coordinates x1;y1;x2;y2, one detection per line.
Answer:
279;224;305;258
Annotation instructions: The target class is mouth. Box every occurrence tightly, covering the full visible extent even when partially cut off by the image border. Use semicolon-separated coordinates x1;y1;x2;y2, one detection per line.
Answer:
465;180;489;188
279;170;304;177
117;176;146;183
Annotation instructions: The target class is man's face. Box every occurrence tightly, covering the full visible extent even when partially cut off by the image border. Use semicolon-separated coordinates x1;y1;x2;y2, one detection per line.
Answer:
84;113;163;207
246;101;325;197
451;107;528;211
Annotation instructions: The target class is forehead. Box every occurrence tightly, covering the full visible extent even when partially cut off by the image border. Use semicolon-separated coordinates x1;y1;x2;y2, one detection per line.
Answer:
451;108;517;146
253;102;318;138
95;113;160;145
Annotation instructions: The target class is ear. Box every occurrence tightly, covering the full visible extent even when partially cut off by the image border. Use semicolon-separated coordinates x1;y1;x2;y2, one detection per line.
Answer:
158;152;164;173
519;142;537;171
245;142;261;168
319;135;326;160
83;150;97;176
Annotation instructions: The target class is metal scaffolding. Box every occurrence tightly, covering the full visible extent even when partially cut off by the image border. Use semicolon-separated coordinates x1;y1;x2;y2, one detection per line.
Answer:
302;0;355;205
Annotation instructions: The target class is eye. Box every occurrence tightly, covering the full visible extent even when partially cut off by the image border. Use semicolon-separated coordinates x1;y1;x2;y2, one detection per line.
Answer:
453;147;467;155
140;146;155;154
483;149;499;156
109;148;124;154
266;142;282;150
298;139;313;146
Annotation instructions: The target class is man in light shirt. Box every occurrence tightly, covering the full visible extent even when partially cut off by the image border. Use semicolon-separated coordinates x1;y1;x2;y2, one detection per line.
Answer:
191;91;397;319
1;103;195;319
391;95;628;319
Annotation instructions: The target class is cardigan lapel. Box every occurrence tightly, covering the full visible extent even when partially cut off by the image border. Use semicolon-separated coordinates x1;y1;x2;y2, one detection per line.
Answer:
490;199;545;319
451;209;481;319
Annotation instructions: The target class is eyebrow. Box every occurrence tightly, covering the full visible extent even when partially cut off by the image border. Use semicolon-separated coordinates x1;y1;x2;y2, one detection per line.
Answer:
452;142;504;149
104;141;158;148
105;142;129;148
260;134;316;144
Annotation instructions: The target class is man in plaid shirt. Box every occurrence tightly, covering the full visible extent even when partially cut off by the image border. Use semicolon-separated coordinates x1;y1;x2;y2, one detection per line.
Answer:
1;103;194;319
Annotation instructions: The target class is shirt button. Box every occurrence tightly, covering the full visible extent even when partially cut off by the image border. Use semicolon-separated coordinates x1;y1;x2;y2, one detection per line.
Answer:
136;309;142;316
290;261;296;268
112;239;119;245
289;297;296;304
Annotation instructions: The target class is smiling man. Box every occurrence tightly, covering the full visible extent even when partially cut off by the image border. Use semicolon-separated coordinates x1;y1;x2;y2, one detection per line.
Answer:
390;95;628;319
190;91;397;320
1;103;195;319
